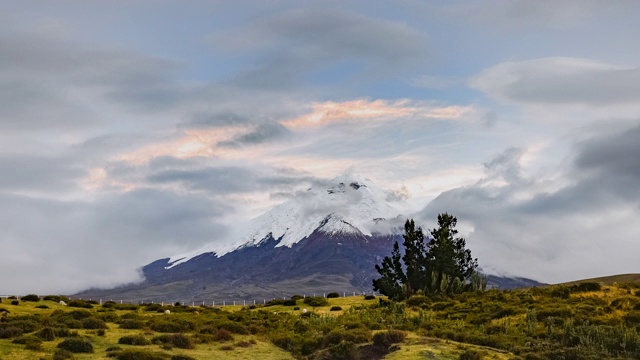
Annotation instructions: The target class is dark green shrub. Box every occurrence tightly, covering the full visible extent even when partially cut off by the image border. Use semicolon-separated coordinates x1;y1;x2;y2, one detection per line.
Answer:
8;296;17;299
64;319;83;329
24;337;43;351
327;292;340;298
330;306;342;311
303;296;329;307
491;307;516;319
624;311;640;324
144;304;163;312
114;349;168;360
11;335;41;345
97;328;106;336
0;327;24;340
326;340;357;360
35;304;49;309
372;330;406;348
212;329;234;342
65;309;93;320
573;282;602;292
57;338;94;353
20;294;40;302
294;306;300;310
82;317;107;329
119;335;151;345
271;333;298;352
37;327;56;341
10;300;19;305
216;321;249;334
152;333;195;349
112;303;137;311
43;295;69;302
102;301;116;308
550;286;571;299
150;321;190;333
291;295;303;300
300;338;320;355
406;295;429;307
119;319;145;329
364;295;376;300
266;298;297;306
67;300;93;309
459;349;483;360
53;349;74;360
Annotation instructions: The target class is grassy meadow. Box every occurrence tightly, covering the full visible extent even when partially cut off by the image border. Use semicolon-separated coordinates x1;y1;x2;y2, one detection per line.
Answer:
1;281;640;359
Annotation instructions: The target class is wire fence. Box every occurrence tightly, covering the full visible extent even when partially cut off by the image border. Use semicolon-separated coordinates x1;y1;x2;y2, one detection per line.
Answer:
1;291;380;308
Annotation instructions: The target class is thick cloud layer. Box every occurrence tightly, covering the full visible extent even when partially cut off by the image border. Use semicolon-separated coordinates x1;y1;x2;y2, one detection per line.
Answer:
2;1;640;293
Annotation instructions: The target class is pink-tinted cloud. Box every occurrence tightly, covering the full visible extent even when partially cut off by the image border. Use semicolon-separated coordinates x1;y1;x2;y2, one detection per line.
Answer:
281;99;472;128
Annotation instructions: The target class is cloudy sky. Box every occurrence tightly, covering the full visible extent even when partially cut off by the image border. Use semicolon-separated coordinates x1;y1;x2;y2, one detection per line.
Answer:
2;1;640;294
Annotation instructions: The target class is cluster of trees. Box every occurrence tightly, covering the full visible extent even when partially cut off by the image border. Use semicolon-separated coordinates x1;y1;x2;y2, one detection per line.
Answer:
373;213;486;300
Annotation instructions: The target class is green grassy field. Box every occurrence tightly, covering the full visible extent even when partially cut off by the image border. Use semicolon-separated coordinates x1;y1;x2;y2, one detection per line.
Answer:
2;280;640;360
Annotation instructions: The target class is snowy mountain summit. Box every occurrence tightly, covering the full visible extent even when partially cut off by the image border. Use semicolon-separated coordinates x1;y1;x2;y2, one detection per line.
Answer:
166;174;405;268
76;173;544;302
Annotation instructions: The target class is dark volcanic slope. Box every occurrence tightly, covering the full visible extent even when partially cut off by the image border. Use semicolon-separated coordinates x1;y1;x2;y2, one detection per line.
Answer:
78;231;400;302
77;230;544;302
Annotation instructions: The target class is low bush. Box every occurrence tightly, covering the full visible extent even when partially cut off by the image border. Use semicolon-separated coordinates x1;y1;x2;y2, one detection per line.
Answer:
406;295;429;307
118;335;151;346
53;349;74;360
57;338;94;353
36;327;57;341
266;299;297;306
20;294;40;302
326;340;358;359
150;320;190;333
113;349;168;360
303;296;329;307
459;349;483;360
330;306;342;311
152;333;195;349
291;295;303;300
11;300;19;306
372;330;406;348
364;295;376;300
572;282;602;292
327;292;340;298
67;300;93;309
82;317;107;329
43;295;69;302
119;319;145;329
35;304;49;309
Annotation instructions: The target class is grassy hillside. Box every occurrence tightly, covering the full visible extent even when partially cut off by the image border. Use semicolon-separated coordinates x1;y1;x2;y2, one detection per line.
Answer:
2;280;640;359
559;273;640;286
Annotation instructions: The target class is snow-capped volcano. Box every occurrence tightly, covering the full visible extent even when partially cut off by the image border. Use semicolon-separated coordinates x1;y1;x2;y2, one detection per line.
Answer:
166;174;404;268
74;173;544;302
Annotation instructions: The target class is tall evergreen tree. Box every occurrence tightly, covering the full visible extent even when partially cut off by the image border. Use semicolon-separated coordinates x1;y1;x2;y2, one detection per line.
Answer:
427;213;478;295
373;214;479;298
372;241;405;300
401;219;428;296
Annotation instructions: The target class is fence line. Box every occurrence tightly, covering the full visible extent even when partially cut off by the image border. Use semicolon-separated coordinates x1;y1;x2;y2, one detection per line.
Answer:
1;291;380;308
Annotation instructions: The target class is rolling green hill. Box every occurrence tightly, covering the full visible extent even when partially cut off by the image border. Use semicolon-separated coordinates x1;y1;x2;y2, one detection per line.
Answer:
2;276;640;360
559;273;640;286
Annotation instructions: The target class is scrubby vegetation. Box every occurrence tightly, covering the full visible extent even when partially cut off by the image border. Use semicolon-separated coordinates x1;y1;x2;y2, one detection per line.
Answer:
2;282;640;359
